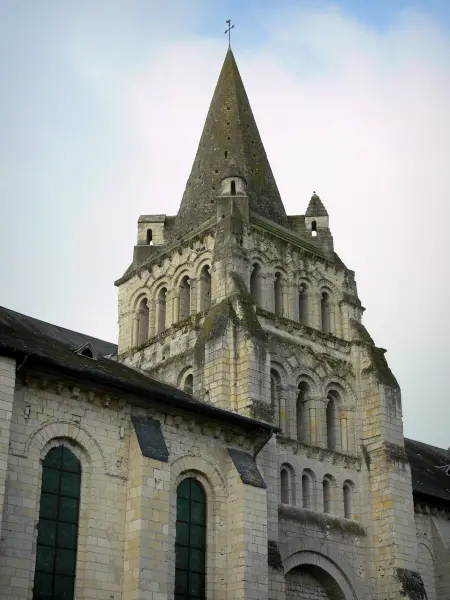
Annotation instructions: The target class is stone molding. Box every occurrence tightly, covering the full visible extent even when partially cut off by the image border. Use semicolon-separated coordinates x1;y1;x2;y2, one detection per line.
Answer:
279;537;365;600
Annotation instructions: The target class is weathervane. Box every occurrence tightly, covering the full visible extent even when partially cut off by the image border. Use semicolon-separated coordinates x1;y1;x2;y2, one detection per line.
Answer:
225;19;234;48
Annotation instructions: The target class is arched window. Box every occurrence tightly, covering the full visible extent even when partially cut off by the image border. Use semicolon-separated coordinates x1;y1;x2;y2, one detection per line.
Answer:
343;481;353;519
274;272;283;316
230;180;236;195
280;468;289;504
250;263;262;306
137;298;149;345
302;470;314;509
296;381;309;443
157;287;167;334
323;478;331;513
280;464;295;505
199;265;212;311
298;283;309;325
311;220;317;237
326;391;339;451
183;374;193;395
146;229;153;245
33;445;81;600
175;478;206;600
179;276;191;320
321;291;331;334
270;370;281;427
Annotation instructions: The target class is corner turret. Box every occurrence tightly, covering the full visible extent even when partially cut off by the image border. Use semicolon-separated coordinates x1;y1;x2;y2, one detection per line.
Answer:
305;192;334;256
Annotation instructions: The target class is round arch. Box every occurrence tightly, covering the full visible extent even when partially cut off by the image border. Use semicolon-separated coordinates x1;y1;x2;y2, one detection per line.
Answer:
25;419;108;476
280;539;364;600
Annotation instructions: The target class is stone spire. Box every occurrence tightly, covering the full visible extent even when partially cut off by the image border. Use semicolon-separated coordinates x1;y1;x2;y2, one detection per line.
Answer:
170;48;287;239
305;192;328;217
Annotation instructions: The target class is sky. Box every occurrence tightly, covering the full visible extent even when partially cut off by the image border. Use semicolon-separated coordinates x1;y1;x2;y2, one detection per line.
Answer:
1;0;449;447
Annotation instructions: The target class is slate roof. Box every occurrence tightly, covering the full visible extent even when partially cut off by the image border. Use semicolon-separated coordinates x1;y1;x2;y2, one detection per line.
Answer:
0;305;274;432
305;193;329;217
405;438;450;504
170;48;287;240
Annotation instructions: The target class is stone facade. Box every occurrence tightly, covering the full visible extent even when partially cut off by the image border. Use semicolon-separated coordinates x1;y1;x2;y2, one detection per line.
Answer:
0;47;447;600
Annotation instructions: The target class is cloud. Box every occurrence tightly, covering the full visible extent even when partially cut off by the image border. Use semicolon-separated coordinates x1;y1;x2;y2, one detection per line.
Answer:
2;2;449;444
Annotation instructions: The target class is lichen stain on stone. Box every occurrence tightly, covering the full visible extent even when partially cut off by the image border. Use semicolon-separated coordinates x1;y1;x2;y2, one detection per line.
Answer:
396;568;427;600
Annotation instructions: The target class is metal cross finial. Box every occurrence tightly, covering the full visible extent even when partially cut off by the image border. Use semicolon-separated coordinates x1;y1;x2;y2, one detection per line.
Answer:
225;19;235;48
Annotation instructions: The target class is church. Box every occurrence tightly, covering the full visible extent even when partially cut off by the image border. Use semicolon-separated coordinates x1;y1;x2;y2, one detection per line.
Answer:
0;47;449;600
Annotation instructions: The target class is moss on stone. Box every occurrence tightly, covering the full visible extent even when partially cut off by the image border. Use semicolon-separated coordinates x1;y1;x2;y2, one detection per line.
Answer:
351;319;399;389
229;271;266;345
249;399;274;422
395;568;427;600
194;299;234;367
361;444;371;472
267;540;283;571
385;442;409;465
279;505;366;537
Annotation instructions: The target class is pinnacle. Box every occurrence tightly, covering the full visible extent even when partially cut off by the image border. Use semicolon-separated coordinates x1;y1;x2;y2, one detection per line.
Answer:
306;192;328;217
170;48;287;239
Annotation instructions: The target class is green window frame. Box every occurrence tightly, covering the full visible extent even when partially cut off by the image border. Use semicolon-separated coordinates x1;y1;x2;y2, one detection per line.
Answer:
175;478;207;600
33;445;81;600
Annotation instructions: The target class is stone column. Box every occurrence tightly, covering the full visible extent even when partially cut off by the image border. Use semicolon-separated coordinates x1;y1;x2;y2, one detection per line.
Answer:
282;284;289;318
278;385;289;434
307;399;318;445
287;384;298;441
340;414;348;453
190;277;198;313
173;293;180;323
132;314;139;347
148;299;156;337
312;292;321;330
263;274;274;313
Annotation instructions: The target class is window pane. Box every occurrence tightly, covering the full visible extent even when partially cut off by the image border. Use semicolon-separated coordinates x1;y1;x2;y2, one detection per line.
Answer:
189;572;205;597
177;479;191;499
176;522;189;547
33;572;53;600
60;472;80;499
177;497;190;522
59;497;79;524
190;525;205;549
190;548;205;573
57;523;78;550
55;549;77;576
176;545;189;570
190;501;205;525
39;493;58;520
41;468;60;494
38;520;57;547
35;546;55;573
43;447;62;469
62;449;80;473
190;482;205;503
53;575;75;600
175;569;188;594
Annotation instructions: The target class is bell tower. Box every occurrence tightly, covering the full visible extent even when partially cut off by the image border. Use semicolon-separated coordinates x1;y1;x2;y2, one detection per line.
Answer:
114;47;425;600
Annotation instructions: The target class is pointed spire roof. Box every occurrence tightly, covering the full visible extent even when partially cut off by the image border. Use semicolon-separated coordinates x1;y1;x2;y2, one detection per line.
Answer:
170;48;287;239
221;157;246;183
306;192;328;217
